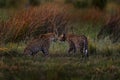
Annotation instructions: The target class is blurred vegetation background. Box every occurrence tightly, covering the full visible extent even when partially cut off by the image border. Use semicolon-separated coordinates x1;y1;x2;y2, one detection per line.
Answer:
0;0;120;43
0;0;119;8
0;0;120;80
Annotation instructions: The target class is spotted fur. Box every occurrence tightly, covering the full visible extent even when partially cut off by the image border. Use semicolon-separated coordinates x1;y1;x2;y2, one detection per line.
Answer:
23;33;57;56
59;34;88;57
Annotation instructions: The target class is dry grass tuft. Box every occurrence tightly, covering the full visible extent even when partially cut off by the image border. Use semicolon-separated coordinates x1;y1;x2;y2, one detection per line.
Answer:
0;3;69;43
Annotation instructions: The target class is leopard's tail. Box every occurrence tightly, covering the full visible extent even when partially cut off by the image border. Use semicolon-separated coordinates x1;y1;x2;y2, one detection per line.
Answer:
83;39;88;57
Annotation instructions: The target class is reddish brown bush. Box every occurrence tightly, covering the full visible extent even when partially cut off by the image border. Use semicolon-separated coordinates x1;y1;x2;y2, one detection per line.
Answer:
0;3;69;43
97;13;120;43
69;8;105;23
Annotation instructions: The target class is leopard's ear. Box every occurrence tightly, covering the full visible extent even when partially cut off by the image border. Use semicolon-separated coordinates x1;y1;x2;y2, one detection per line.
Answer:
53;32;56;35
63;33;66;37
62;33;66;41
63;33;67;38
39;34;45;38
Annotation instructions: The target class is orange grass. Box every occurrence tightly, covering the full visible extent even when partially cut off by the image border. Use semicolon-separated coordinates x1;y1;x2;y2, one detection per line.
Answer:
0;3;69;43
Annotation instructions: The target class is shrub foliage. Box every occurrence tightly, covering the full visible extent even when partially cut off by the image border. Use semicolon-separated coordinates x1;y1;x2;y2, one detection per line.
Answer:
97;14;120;43
92;0;107;10
0;0;26;8
29;0;41;6
0;4;69;43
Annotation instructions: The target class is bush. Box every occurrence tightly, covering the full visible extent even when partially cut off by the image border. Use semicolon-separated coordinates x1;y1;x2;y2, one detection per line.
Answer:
0;0;26;8
29;0;41;6
97;14;120;43
0;0;6;8
73;0;88;8
92;0;107;10
64;0;73;3
64;0;88;8
0;4;69;43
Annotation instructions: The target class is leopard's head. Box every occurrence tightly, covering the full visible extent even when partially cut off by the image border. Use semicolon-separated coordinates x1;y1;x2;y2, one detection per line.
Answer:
58;33;66;42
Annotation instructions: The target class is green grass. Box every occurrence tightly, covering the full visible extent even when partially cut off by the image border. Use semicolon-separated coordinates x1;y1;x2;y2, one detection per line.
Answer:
0;2;120;79
0;9;11;20
0;22;120;80
0;49;120;80
70;22;102;39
